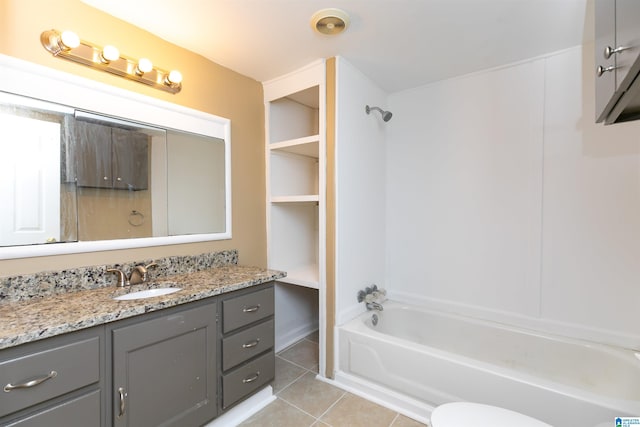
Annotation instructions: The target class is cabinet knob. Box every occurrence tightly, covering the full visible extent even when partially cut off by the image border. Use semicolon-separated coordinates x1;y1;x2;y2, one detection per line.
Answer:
103;176;109;180
116;177;122;181
604;45;629;59
597;65;616;77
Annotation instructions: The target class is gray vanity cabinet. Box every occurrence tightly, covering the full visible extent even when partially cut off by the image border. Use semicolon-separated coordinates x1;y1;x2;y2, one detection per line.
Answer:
111;301;217;427
0;327;104;427
220;285;275;410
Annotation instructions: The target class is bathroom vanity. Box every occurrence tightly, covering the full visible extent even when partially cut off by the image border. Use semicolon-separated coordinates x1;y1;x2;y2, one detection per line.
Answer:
0;256;283;427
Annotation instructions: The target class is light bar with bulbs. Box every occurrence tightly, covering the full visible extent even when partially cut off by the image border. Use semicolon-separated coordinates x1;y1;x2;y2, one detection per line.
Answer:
40;29;183;94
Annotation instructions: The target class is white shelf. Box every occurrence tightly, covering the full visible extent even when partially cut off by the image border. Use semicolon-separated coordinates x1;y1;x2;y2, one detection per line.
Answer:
270;135;319;158
271;195;319;204
275;264;319;289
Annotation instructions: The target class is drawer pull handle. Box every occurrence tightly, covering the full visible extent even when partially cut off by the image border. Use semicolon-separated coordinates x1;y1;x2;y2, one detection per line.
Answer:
4;370;57;392
118;387;127;417
243;304;260;313
242;371;260;384
242;339;260;349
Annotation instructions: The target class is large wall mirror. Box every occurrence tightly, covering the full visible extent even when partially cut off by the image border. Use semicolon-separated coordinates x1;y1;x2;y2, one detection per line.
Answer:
0;55;231;259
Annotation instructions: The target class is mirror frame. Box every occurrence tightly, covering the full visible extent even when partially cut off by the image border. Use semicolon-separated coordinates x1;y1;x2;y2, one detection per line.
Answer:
0;54;232;259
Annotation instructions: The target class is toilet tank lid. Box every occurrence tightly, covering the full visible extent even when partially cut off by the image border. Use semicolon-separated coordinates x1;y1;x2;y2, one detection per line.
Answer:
431;402;552;427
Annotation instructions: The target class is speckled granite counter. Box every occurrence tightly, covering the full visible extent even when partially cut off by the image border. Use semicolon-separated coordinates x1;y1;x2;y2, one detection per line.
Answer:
0;263;285;350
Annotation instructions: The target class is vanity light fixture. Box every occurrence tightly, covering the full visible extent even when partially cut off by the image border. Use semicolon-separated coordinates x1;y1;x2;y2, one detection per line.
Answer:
40;29;182;94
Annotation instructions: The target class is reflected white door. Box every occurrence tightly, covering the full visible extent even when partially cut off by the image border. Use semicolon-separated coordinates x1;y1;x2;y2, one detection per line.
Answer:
0;113;61;246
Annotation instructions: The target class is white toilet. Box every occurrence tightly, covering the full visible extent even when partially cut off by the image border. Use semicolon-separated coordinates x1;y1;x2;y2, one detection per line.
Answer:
431;402;553;427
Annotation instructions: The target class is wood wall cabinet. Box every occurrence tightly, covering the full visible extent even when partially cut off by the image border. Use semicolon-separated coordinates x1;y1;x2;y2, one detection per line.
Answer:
0;327;104;427
264;61;326;362
74;121;149;190
595;0;640;123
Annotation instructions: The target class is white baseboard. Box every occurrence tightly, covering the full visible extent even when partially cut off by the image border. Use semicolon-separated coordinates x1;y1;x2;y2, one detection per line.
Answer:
324;371;433;425
276;323;318;352
202;386;275;427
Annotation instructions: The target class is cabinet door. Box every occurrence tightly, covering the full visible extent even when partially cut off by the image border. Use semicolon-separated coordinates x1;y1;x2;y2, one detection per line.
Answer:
112;304;217;427
74;121;112;188
615;0;640;88
595;0;617;122
111;128;149;190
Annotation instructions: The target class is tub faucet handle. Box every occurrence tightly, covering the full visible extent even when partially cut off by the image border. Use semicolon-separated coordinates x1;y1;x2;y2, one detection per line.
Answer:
357;290;366;303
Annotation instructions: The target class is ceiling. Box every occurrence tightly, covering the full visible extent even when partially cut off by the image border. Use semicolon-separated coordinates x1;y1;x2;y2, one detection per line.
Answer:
80;0;592;94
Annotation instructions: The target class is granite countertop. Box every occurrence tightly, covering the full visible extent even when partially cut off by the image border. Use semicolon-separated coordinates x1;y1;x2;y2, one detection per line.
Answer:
0;265;286;350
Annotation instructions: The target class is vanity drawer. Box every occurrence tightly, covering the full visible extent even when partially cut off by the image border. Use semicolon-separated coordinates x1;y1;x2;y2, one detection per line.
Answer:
222;287;274;333
222;351;275;409
0;337;100;418
222;319;274;371
5;390;100;427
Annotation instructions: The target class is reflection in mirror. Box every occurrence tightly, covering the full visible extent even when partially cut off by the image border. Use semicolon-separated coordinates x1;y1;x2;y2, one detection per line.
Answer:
0;95;75;246
0;92;227;248
70;113;167;242
167;131;226;235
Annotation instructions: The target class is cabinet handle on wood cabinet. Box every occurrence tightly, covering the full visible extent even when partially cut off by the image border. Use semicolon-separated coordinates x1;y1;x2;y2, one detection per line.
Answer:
118;387;127;417
243;304;260;313
4;370;57;392
604;45;630;59
242;339;260;349
242;371;260;383
597;65;617;77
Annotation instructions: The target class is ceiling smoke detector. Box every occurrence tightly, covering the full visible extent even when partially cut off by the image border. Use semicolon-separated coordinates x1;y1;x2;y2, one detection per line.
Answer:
311;8;350;36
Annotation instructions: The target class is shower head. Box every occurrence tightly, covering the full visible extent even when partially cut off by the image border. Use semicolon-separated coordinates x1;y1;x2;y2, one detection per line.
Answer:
365;105;392;122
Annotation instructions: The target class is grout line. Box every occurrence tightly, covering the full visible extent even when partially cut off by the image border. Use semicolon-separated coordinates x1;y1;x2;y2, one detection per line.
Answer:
312;390;347;426
277;395;325;423
389;413;400;427
276;354;319;375
274;370;309;396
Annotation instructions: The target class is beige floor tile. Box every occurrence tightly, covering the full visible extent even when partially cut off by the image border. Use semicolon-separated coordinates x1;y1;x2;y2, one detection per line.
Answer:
391;414;429;427
238;398;315;427
305;330;319;343
274;356;307;394
278;339;319;371
320;393;397;427
311;422;331;427
278;372;345;418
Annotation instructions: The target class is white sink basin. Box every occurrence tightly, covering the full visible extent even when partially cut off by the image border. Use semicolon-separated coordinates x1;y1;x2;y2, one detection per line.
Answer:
114;287;181;301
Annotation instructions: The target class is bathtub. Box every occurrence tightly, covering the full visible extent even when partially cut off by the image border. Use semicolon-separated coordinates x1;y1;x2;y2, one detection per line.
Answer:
336;301;640;426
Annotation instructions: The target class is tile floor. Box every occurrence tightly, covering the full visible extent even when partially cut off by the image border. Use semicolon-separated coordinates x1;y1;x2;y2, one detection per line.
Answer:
239;332;428;427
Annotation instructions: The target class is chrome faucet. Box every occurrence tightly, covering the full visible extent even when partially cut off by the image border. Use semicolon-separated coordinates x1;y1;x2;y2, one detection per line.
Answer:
366;301;384;311
107;262;158;287
357;284;386;311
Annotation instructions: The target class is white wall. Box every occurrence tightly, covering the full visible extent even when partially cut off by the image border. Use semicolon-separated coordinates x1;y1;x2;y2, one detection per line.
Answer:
386;46;640;349
335;57;388;324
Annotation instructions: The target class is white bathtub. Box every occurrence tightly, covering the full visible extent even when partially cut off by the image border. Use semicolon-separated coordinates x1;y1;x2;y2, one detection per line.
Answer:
337;301;640;426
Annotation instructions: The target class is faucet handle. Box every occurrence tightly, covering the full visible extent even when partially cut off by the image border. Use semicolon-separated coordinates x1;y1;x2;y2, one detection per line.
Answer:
107;268;127;287
144;262;158;271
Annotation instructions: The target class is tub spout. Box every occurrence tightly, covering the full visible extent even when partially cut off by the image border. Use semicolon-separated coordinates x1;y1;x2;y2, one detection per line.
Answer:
366;301;384;311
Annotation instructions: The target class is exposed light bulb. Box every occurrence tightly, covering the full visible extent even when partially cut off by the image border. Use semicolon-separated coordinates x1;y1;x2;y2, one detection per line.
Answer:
135;58;153;75
100;45;120;63
60;31;80;49
166;70;182;85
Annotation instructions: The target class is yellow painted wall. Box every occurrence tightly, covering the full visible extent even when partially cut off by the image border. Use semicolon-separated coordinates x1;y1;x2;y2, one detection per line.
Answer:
0;0;266;275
